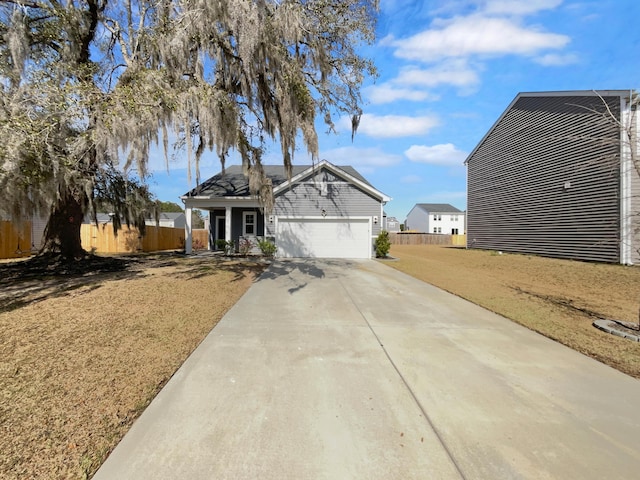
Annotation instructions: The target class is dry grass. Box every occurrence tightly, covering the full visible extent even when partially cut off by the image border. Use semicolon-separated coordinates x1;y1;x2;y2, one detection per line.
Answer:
386;245;640;379
0;253;266;479
2;246;639;479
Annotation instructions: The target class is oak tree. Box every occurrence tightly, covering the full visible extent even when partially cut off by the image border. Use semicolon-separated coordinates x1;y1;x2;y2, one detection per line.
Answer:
0;0;378;260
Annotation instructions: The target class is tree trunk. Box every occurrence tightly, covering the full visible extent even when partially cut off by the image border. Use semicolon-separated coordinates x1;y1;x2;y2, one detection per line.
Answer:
40;193;87;260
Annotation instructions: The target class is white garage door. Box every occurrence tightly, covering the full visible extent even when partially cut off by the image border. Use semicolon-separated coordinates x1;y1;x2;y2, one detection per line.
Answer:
276;218;371;258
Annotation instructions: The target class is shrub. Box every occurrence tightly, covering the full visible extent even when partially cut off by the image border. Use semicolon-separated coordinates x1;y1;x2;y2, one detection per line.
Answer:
258;238;277;257
192;238;205;250
222;240;235;255
215;239;227;251
374;230;391;258
239;237;253;256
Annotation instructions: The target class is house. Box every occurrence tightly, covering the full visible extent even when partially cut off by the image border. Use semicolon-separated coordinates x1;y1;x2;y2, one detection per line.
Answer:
145;212;186;229
465;90;639;265
405;204;465;234
181;160;391;258
383;214;401;232
83;213;114;224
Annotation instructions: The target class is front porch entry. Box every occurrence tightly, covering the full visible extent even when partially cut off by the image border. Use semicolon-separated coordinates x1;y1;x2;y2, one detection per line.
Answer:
215;216;225;249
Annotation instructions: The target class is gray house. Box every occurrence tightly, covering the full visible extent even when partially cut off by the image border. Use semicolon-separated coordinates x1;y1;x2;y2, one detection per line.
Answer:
145;212;186;229
466;90;639;264
181;160;391;258
405;203;465;234
384;213;401;232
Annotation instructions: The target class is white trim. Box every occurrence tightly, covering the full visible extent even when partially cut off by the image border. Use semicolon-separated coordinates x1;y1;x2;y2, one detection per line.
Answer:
225;206;232;243
184;206;193;254
620;94;635;265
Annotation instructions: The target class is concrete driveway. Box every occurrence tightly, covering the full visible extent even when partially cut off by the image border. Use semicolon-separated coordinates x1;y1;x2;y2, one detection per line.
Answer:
94;259;640;479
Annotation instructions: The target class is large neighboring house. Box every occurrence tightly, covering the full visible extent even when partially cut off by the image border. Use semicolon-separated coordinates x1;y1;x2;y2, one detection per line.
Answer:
405;203;465;234
181;160;391;258
466;90;639;265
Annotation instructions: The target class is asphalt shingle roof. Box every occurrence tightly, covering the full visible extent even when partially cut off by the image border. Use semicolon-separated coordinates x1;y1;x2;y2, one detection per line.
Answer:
415;203;463;213
184;164;371;197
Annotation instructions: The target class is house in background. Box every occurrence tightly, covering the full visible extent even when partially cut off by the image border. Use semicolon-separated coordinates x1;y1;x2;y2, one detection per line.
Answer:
383;213;401;232
145;212;186;229
181;160;391;258
405;203;465;234
465;90;639;265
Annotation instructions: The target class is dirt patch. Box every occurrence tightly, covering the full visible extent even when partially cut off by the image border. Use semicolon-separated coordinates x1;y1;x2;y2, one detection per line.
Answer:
386;245;640;378
0;252;267;479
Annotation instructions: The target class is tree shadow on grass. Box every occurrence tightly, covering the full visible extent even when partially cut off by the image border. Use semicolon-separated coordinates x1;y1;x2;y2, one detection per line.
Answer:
0;253;142;314
0;251;267;314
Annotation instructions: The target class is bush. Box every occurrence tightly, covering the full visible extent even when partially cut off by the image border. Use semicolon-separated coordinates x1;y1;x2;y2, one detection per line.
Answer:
258;238;277;257
215;239;227;251
374;230;391;258
239;237;253;256
192;238;205;250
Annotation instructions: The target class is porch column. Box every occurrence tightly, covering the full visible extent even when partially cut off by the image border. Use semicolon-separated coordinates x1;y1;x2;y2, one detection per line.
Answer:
185;205;193;254
225;206;232;243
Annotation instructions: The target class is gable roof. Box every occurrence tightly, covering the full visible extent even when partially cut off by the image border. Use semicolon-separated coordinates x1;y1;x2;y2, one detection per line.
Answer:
464;89;636;165
182;160;390;202
157;212;185;220
413;203;462;214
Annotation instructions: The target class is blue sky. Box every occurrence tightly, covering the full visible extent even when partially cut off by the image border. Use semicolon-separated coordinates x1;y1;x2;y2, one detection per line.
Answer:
146;0;640;222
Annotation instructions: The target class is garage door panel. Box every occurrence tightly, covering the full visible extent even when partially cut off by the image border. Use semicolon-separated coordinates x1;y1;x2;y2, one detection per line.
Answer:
276;218;370;258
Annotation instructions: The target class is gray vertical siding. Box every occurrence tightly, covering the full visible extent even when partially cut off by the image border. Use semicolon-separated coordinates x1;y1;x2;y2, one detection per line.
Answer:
467;94;623;263
267;167;382;236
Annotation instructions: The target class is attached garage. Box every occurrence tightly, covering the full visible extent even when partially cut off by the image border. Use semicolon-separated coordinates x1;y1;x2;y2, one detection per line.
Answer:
276;217;371;259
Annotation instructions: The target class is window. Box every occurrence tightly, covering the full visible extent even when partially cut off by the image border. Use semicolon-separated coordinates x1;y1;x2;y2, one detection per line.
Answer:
452;228;459;235
433;227;437;233
437;215;442;221
243;212;256;236
437;227;441;233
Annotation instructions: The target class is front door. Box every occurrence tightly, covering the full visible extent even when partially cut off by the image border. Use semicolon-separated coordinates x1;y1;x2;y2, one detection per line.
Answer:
215;216;226;249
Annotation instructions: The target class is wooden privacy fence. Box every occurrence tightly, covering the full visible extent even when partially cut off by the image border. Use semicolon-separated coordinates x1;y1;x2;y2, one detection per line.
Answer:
80;224;212;254
389;232;466;247
1;221;210;258
0;220;32;259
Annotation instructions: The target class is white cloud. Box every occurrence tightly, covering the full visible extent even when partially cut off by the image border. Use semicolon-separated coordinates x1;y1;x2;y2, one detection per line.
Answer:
395;61;480;88
391;15;570;62
365;83;438;104
405;143;468;166
320;146;402;170
534;52;579;66
345;113;440;138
